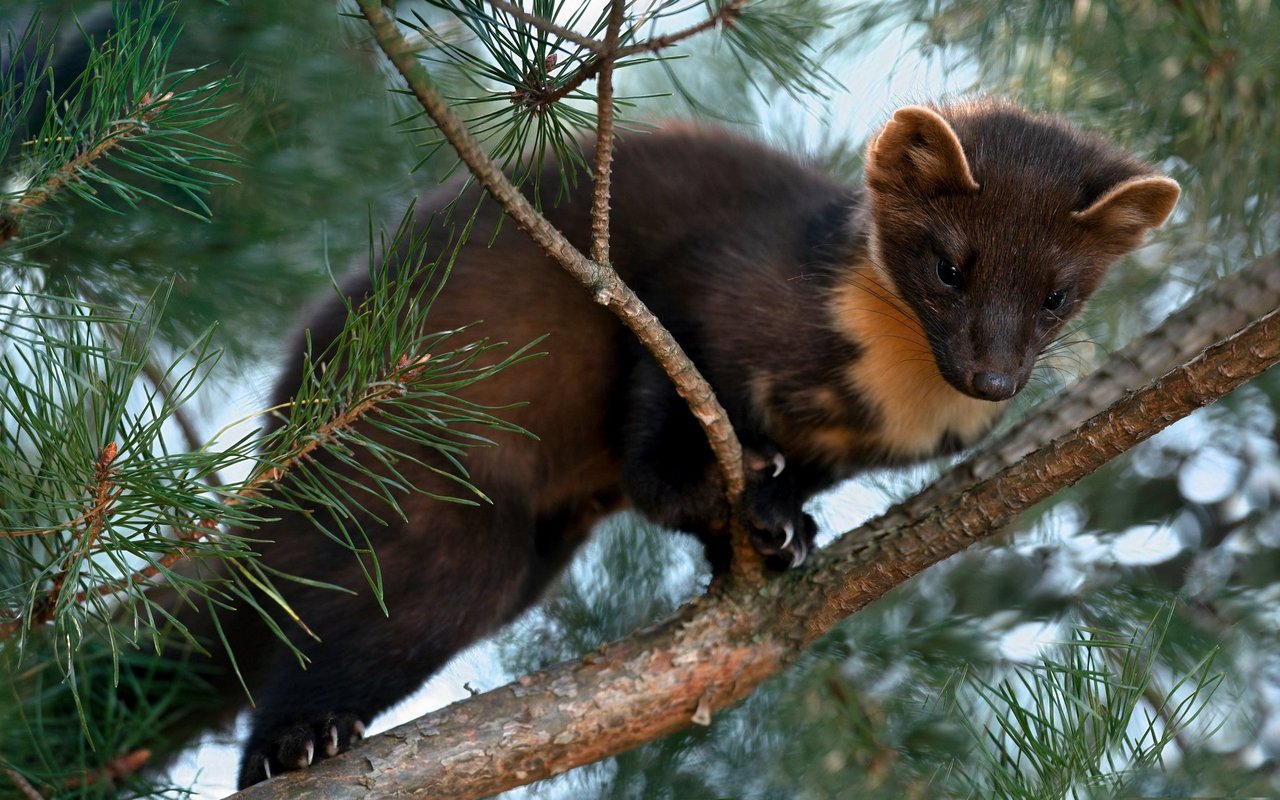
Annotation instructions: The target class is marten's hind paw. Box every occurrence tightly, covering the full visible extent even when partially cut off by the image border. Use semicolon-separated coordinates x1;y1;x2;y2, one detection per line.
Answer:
238;713;365;787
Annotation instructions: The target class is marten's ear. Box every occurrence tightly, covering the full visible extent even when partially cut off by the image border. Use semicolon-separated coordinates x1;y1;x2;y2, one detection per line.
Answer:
866;105;980;196
1073;175;1181;237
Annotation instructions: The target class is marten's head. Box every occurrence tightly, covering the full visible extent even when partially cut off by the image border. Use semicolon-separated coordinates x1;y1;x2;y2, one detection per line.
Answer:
863;99;1180;401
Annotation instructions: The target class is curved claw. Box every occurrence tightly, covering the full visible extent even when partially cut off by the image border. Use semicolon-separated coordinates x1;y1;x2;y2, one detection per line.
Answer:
771;452;786;477
780;521;795;550
790;542;807;568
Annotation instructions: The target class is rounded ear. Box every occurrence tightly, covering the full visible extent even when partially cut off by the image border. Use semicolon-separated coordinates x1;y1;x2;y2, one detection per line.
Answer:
865;105;980;196
1072;175;1181;236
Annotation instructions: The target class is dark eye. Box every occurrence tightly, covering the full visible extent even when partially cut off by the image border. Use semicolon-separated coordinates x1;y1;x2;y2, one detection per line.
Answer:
936;258;962;289
1043;290;1066;312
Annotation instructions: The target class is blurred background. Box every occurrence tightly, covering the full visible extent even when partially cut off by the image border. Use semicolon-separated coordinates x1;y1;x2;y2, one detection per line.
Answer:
2;1;1278;797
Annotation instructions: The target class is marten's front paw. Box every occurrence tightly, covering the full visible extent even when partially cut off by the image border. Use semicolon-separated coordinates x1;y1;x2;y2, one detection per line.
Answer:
745;504;816;569
742;447;815;569
238;713;365;787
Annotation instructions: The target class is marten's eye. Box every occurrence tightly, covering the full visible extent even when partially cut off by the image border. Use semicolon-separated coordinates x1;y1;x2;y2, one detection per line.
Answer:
936;259;962;289
1043;290;1066;312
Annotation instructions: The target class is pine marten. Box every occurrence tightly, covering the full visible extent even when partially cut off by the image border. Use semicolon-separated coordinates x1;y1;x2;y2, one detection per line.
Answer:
178;100;1180;786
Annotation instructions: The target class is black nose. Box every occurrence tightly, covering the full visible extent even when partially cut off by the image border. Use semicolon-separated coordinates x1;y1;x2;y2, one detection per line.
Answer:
971;371;1017;401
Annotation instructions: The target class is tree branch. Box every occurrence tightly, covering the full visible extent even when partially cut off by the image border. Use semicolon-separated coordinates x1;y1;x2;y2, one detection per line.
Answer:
227;255;1280;799
505;1;748;118
3;769;42;800
865;253;1280;535
613;0;747;60
0;92;171;246
355;1;747;514
589;0;623;266
482;0;606;55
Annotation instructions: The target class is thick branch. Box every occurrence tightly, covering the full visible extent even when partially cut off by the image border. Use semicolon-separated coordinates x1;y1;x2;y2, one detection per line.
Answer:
228;256;1280;799
355;1;745;510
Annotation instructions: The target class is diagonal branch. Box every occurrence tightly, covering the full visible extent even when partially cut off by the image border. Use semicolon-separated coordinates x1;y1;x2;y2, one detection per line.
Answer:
0;92;171;246
507;1;749;114
482;0;607;55
355;1;747;525
228;256;1280;799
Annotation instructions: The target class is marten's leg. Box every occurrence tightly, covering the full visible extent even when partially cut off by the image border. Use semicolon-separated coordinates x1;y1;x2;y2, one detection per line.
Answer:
236;497;537;787
620;358;815;573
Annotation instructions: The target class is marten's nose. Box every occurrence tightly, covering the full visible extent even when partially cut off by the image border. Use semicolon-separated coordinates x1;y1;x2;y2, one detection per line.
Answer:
971;370;1017;401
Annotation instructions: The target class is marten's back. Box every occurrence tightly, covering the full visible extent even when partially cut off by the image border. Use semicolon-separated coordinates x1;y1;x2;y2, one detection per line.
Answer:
191;126;851;704
271;126;853;516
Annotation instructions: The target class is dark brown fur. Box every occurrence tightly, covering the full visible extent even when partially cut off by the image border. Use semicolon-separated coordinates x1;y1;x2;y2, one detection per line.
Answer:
172;101;1178;786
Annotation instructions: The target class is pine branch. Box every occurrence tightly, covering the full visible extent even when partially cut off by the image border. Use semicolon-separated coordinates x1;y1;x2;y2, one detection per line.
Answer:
508;54;602;113
136;350;222;488
1081;607;1196;757
95;300;224;489
0;93;170;245
498;1;751;117
588;0;623;266
613;0;747;59
481;0;607;54
3;769;42;800
0;1;237;245
354;1;749;541
0;307;464;641
227;256;1280;799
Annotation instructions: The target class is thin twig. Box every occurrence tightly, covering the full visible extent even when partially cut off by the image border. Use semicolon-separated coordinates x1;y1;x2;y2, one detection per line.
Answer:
511;58;602;113
589;0;624;265
613;0;747;60
93;305;225;489
43;443;120;600
354;1;747;531
3;769;42;800
483;0;606;54
509;0;746;112
60;749;152;789
508;1;745;115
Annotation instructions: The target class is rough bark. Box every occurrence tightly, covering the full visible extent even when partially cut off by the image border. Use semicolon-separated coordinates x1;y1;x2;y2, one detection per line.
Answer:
229;256;1280;799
